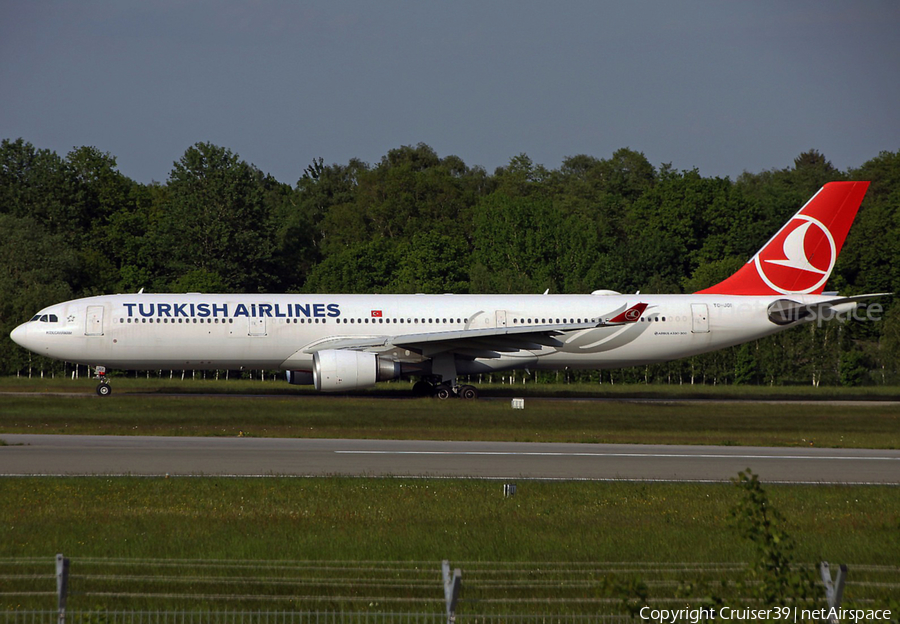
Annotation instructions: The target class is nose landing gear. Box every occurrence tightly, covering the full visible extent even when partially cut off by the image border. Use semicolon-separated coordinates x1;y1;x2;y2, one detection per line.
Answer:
94;366;112;396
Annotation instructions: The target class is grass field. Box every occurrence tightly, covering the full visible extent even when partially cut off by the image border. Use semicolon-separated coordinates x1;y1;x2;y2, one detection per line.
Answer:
1;477;899;612
2;378;899;615
7;375;900;399
2;378;899;447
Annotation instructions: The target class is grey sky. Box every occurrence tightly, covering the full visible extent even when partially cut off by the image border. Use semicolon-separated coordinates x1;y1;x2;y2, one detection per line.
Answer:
2;1;898;185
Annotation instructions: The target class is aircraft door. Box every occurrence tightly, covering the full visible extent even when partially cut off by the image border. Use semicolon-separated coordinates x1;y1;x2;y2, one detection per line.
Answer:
495;310;508;327
249;317;267;336
691;303;709;333
85;306;104;336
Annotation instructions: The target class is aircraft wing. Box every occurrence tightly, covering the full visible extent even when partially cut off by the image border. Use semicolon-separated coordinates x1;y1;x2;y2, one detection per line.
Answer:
303;302;648;359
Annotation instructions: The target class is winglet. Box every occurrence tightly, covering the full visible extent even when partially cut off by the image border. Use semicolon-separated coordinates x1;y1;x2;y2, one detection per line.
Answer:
697;181;869;296
607;302;648;324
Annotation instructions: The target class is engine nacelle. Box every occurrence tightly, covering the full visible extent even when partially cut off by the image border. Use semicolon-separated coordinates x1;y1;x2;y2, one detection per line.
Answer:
313;350;401;392
285;370;314;385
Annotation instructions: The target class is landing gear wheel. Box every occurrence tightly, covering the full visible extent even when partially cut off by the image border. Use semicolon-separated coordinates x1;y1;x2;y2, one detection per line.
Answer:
96;382;112;397
412;380;434;397
458;385;478;400
434;385;453;400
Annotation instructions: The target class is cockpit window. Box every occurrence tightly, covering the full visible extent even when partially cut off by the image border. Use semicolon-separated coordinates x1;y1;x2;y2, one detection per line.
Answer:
30;314;59;322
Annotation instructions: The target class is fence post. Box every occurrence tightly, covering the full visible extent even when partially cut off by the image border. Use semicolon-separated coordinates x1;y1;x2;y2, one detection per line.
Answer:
56;553;69;624
819;561;847;624
442;560;461;623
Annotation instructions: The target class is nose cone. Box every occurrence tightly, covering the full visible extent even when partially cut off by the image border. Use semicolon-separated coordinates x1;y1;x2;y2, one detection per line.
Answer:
10;323;31;350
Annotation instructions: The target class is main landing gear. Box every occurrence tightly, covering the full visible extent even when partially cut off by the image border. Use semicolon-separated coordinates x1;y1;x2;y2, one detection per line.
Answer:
94;366;112;397
412;378;478;400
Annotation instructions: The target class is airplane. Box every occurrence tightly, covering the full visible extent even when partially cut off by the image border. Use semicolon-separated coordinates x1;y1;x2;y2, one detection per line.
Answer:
10;181;887;399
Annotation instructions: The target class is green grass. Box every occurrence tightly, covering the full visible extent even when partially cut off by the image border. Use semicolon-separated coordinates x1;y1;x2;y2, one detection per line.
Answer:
6;375;900;399
1;477;898;612
1;390;899;448
3;378;899;614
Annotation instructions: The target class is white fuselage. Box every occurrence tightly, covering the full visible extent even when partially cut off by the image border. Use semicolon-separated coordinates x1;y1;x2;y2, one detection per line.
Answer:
10;292;833;376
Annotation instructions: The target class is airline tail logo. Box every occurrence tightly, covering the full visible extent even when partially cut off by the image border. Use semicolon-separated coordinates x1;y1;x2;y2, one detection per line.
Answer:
608;302;648;324
697;181;869;296
756;215;835;294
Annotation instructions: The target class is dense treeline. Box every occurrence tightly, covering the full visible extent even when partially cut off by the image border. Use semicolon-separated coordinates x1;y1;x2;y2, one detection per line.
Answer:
2;138;898;385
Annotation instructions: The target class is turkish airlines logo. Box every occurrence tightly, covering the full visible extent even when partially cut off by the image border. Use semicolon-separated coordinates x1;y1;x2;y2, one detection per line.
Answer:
624;308;641;321
754;215;836;294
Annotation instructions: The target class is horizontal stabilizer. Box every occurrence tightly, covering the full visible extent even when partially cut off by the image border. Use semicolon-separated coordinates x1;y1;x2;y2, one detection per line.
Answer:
767;293;891;325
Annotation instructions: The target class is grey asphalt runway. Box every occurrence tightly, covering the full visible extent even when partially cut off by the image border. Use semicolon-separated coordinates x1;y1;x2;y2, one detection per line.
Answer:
2;434;898;484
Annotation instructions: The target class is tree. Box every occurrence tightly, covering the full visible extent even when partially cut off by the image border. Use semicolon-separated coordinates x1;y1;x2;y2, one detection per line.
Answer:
65;145;149;295
839;348;868;387
158;143;275;292
730;470;816;606
297;157;368;257
470;193;562;293
733;344;758;385
0;138;74;234
391;231;470;294
303;240;401;294
0;214;78;374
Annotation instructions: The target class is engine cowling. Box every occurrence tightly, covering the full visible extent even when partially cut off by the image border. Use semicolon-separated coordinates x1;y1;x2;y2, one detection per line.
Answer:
313;350;401;392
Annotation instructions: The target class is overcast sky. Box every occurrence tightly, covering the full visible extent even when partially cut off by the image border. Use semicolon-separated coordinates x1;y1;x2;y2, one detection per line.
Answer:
2;1;898;185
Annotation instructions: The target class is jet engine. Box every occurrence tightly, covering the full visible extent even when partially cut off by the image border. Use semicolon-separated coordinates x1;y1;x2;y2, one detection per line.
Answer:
313;349;401;392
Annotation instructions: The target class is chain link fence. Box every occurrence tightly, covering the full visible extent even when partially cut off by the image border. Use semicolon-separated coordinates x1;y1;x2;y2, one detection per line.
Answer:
2;556;898;622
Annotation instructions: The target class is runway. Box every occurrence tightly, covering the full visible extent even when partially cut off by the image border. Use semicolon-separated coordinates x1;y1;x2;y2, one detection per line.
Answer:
2;434;898;484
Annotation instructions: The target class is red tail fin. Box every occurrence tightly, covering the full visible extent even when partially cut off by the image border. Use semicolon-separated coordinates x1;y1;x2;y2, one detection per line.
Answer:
697;181;869;295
